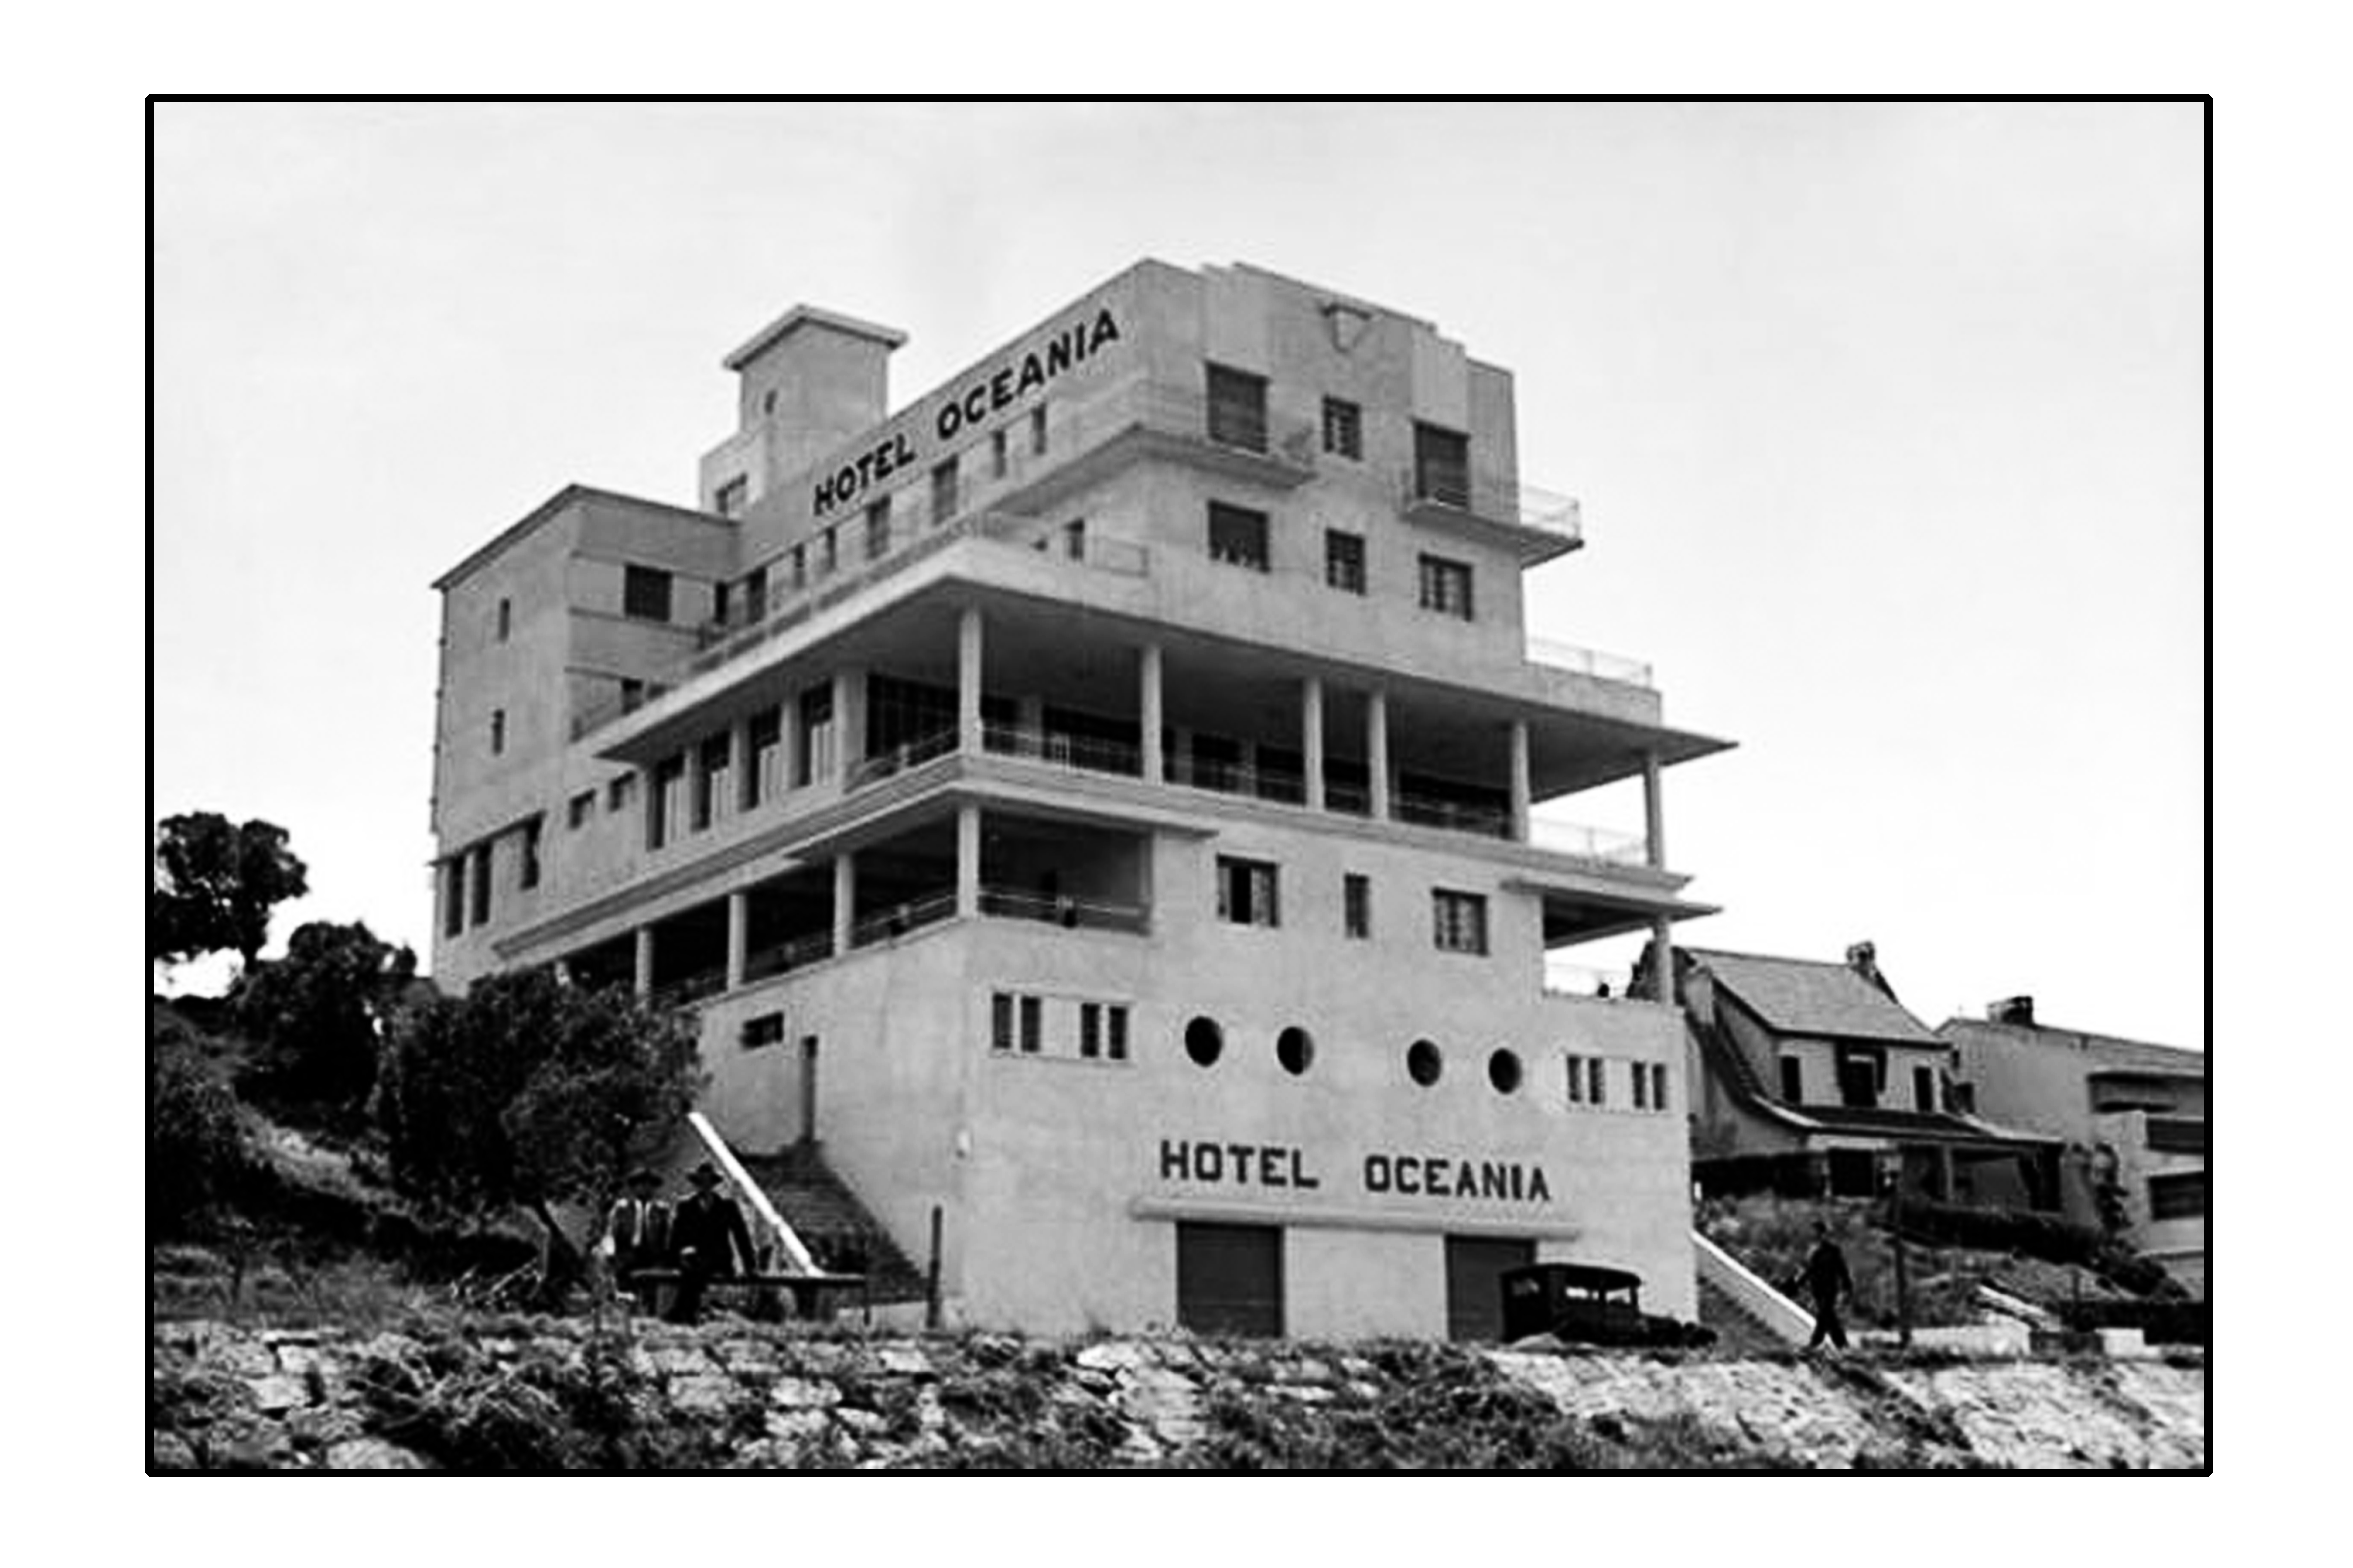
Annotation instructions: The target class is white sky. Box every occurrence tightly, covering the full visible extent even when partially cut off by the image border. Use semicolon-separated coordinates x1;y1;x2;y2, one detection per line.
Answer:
152;101;2203;1043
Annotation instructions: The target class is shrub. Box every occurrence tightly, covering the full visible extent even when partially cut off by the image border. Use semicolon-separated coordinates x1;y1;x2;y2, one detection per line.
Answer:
150;1013;250;1234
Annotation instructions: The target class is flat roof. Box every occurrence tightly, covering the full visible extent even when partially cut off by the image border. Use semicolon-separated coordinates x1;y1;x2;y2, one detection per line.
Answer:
430;483;733;592
722;304;908;371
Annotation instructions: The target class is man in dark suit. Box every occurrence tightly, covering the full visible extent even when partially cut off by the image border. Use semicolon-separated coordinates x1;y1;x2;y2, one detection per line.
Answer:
667;1162;757;1324
603;1169;672;1313
1803;1221;1854;1350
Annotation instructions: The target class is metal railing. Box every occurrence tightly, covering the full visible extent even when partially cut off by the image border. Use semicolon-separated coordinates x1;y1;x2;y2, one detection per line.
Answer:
647;968;728;1010
1524;636;1655;689
1401;466;1583;545
1529;818;1649;866
981;721;1143;778
1392;790;1512;840
848;890;958;949
741;930;834;985
977;887;1149;935
1163;753;1308;806
844;729;961;791
1542;957;1635;1001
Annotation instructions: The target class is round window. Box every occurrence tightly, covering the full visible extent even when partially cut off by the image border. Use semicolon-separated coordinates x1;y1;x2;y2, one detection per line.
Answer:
1184;1016;1224;1067
1406;1039;1443;1087
1276;1025;1315;1077
1488;1048;1524;1095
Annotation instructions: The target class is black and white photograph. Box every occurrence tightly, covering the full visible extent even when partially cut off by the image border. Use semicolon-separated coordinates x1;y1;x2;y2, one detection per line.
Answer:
139;97;2215;1491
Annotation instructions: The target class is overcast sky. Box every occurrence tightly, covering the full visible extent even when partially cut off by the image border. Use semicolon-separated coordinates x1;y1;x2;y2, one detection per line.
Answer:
153;101;2203;1045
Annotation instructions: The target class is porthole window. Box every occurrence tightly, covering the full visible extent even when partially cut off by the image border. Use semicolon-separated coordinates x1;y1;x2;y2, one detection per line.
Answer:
1185;1016;1224;1067
1488;1048;1524;1095
1406;1038;1443;1087
1276;1026;1315;1077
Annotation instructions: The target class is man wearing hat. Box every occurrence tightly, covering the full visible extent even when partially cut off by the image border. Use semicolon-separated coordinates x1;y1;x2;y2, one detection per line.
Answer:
601;1169;672;1313
667;1162;757;1324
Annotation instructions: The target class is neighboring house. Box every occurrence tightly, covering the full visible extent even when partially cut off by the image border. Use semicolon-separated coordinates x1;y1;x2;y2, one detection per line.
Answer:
1677;942;2059;1207
1941;998;2206;1296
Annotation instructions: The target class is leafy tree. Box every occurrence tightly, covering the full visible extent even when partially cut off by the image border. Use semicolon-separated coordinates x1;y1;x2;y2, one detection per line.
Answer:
375;969;703;1289
230;920;418;1117
150;1008;250;1234
152;812;310;970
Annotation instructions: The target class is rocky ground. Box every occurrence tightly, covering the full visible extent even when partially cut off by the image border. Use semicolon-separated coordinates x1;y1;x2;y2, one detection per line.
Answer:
149;1314;2206;1471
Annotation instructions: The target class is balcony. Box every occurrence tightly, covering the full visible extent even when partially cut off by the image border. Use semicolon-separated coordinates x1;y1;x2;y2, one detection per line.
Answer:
981;721;1142;780
1528;817;1649;867
1392;789;1511;840
1400;465;1584;562
978;886;1149;935
1543;956;1637;1001
1001;379;1318;513
848;889;958;950
1525;636;1654;690
742;930;834;985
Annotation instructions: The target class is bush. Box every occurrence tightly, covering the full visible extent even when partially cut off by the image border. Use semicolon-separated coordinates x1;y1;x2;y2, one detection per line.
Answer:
150;1014;250;1234
1890;1199;2184;1299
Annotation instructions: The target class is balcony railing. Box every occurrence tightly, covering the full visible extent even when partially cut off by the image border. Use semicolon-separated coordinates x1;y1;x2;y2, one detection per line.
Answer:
647;968;728;1011
1543;957;1636;1001
978;887;1149;935
1525;636;1654;690
1529;818;1649;867
1392;790;1512;840
844;729;961;791
848;890;958;950
981;721;1142;779
1163;753;1308;806
1401;467;1583;549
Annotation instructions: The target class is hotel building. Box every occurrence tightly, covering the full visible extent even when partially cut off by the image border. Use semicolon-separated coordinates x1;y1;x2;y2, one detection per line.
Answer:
427;260;1732;1339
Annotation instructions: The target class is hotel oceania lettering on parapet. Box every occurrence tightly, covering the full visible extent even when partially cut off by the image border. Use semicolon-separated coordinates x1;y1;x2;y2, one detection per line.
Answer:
1157;1138;1553;1204
812;306;1122;518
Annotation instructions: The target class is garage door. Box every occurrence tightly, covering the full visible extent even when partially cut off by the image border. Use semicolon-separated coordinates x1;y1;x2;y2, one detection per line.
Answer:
1175;1222;1284;1338
1445;1235;1536;1342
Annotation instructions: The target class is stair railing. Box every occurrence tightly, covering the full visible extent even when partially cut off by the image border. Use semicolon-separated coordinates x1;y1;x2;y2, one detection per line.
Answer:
688;1111;820;1275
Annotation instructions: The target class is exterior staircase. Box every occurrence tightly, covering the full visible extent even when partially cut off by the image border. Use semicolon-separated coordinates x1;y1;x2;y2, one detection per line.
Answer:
1696;1273;1797;1355
731;1143;929;1303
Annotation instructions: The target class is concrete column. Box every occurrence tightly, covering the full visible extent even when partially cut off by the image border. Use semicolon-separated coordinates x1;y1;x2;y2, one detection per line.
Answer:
634;925;655;998
1643;751;1666;870
1140;642;1164;782
957;605;985;754
833;853;857;954
956;803;981;918
1650;915;1675;1007
1302;675;1325;811
1366;689;1391;820
779;694;801;792
726;890;749;991
837;667;867;775
732;717;753;815
1507;718;1531;843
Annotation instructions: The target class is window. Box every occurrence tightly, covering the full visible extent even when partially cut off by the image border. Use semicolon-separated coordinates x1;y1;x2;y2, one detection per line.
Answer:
692;733;731;832
1062;519;1086;560
607;774;634;813
714;475;748;518
1081;1002;1103;1059
1418;554;1474;621
744;566;768;623
1633;1060;1649;1109
1321;397;1362;460
1566;1055;1587;1104
1185;1015;1224;1067
1488;1048;1523;1095
1018;995;1042;1055
741;1012;786;1049
2148;1171;2206;1221
991;993;1016;1053
1324;530;1366;594
1432;889;1488;955
864;498;891;562
1276;1026;1315;1077
991;428;1009;479
490;709;506;755
468;842;493;927
821;527;839;576
1649;1063;1670;1113
1030;405;1049;455
496;597;512;641
931;458;959;526
1205;363;1269;453
744;707;781;810
1407;1039;1444;1087
619;677;647;714
789;544;808;591
1216;856;1280;928
1587;1057;1607;1106
796;685;834;787
713;580;731;627
518;816;542;890
1836;1047;1883;1109
1779;1057;1803;1103
567;791;594;830
1343;873;1371;939
1412;422;1470;508
441;858;463;938
1107;1005;1129;1061
1207;502;1270;571
1914;1065;1937;1112
649;754;686;850
623;564;673;622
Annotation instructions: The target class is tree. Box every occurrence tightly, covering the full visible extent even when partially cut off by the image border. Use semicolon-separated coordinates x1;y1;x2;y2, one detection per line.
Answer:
150;1008;250;1234
374;969;704;1289
230;920;417;1117
152;813;310;970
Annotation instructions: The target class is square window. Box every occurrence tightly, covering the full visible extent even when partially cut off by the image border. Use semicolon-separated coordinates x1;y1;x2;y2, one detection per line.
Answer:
741;1012;786;1049
1216;856;1280;928
567;791;594;830
1343;873;1371;939
1431;889;1488;954
607;774;633;812
623;564;673;622
1325;530;1366;594
1207;502;1270;572
1418;554;1474;621
1321;397;1362;460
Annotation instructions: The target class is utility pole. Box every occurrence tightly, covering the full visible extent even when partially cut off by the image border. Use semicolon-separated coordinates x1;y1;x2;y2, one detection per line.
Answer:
1888;1151;1912;1349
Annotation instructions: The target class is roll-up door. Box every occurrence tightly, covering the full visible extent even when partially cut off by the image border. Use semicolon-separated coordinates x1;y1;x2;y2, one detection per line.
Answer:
1445;1235;1536;1342
1175;1222;1283;1337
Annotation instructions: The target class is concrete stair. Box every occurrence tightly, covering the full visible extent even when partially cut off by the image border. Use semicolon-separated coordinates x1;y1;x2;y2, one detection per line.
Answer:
731;1143;929;1303
1696;1274;1797;1356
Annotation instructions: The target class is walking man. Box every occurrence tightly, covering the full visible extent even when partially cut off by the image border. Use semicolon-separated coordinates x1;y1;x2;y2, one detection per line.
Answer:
1803;1220;1854;1351
667;1163;757;1324
602;1169;672;1312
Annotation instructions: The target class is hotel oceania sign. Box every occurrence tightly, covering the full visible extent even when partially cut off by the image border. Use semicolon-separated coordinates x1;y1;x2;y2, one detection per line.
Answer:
812;306;1123;518
1157;1137;1554;1204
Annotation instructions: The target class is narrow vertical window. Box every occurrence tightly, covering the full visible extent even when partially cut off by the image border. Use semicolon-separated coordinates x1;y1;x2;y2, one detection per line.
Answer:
1018;995;1042;1054
1343;873;1371;939
1588;1057;1607;1107
1063;519;1086;560
1080;1002;1102;1059
865;497;891;561
931;458;959;526
1780;1057;1803;1103
991;428;1009;479
1633;1062;1649;1109
1651;1063;1671;1113
1029;405;1049;455
744;708;781;811
468;842;493;927
991;993;1014;1053
1108;1005;1129;1061
1566;1055;1585;1105
1914;1064;1936;1112
1320;397;1362;459
518;816;542;891
496;597;512;641
441;858;464;938
490;709;506;755
1325;530;1366;594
